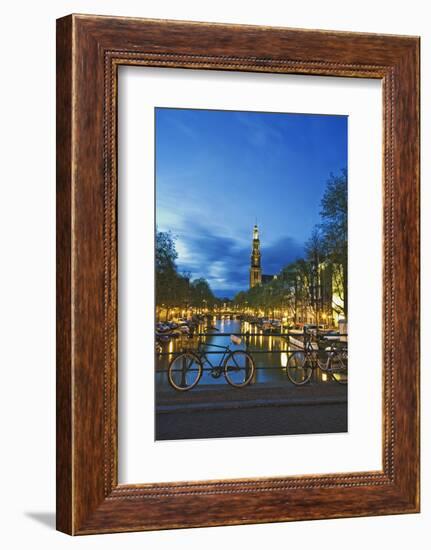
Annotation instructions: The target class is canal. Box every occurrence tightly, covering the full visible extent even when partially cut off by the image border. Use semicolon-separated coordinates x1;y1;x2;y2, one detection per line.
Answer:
156;318;335;390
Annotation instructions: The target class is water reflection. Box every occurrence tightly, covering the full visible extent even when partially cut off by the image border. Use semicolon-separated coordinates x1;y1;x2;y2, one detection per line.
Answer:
155;319;338;390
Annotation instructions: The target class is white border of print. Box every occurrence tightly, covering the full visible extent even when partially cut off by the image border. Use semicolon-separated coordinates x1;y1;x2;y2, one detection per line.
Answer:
117;66;382;484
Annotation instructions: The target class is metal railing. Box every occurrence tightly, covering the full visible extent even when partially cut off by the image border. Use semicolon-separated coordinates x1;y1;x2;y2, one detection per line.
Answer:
156;329;347;372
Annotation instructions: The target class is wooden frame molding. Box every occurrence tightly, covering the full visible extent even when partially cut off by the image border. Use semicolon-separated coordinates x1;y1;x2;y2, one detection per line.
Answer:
56;14;420;534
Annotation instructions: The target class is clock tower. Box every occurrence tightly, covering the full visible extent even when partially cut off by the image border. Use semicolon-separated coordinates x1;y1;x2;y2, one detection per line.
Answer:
250;224;262;288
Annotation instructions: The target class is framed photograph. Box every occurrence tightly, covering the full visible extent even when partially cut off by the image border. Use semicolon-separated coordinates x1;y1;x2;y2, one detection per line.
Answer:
153;107;348;442
56;14;420;534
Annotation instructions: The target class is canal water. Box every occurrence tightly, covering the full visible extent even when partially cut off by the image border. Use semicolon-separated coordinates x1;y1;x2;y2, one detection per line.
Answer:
155;318;334;390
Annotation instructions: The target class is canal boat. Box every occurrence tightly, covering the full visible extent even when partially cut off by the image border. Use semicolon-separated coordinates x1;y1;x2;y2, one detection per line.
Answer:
287;332;318;350
287;327;320;351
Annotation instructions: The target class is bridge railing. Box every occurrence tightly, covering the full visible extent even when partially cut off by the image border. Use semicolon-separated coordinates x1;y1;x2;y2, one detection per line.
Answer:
155;330;347;367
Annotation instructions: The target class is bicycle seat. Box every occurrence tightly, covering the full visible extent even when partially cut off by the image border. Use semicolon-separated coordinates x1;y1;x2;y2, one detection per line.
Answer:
230;334;242;345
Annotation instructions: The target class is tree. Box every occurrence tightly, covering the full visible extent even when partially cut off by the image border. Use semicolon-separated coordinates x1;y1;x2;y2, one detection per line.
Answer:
319;169;348;317
155;230;191;318
305;228;325;264
304;229;327;324
279;263;301;322
190;278;215;308
155;229;178;273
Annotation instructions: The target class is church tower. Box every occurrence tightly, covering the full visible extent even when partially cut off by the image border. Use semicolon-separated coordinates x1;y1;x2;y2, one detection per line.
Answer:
250;224;262;288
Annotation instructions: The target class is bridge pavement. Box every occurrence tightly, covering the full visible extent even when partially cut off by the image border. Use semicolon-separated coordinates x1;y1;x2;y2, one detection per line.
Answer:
156;382;347;440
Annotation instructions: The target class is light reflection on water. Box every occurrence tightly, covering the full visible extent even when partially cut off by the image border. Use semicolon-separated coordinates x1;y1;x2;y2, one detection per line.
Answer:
155;319;337;390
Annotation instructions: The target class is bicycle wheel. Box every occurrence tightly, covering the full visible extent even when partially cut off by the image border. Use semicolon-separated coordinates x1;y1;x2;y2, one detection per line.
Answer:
223;350;255;387
287;351;312;385
330;349;348;384
315;347;329;370
168;352;202;391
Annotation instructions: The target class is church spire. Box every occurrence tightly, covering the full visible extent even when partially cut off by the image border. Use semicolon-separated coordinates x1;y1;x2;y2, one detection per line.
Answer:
250;223;262;288
253;224;259;241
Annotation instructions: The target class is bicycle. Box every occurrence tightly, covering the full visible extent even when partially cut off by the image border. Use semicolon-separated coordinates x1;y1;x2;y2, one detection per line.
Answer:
286;328;348;386
168;331;256;391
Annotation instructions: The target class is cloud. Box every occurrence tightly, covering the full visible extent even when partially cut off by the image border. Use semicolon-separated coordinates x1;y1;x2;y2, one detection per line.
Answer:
174;223;304;298
262;237;304;275
234;112;284;148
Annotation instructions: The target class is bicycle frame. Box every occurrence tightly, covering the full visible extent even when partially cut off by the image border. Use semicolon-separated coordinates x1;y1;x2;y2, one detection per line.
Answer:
196;341;231;370
302;330;343;372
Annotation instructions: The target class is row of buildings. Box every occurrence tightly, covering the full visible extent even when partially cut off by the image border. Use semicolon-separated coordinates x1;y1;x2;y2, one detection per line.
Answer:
248;224;345;327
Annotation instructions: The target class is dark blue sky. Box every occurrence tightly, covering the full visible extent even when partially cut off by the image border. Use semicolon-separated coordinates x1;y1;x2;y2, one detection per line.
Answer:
155;108;347;298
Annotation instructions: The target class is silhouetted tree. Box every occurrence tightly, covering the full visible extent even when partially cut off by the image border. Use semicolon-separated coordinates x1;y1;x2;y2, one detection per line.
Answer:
319;169;348;317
